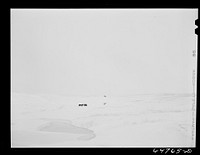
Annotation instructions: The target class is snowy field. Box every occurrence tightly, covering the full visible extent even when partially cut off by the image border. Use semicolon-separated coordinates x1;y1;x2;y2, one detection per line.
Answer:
11;92;195;147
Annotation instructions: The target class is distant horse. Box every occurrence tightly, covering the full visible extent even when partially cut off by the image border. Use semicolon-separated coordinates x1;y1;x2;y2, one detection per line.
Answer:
78;103;87;106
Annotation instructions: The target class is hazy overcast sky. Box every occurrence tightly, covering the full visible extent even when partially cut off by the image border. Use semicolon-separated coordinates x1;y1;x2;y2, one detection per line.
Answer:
11;9;198;96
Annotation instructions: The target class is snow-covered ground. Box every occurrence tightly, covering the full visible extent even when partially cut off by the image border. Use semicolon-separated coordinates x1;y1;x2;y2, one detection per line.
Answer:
11;92;196;147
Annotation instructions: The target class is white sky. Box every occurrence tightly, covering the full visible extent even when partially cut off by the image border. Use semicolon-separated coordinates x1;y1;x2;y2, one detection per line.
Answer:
11;9;198;96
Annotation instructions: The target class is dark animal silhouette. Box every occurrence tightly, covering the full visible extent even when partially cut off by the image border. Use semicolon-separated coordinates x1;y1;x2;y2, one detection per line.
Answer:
78;103;87;106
